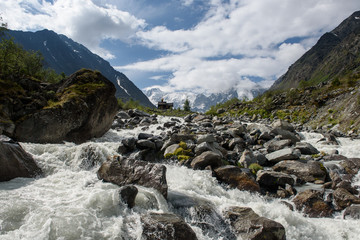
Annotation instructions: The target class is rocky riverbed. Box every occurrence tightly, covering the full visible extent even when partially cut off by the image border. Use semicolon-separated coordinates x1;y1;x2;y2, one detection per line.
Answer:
1;110;360;239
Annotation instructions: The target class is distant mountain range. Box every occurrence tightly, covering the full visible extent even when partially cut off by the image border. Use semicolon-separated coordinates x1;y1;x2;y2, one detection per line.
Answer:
144;87;266;112
271;10;360;90
8;29;154;108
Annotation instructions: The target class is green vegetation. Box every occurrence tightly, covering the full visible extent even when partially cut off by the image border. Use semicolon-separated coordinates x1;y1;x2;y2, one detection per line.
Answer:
0;32;62;83
248;163;263;175
164;141;192;162
183;98;191;111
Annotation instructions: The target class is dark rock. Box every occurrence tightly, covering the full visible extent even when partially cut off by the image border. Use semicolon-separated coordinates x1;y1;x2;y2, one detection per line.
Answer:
128;109;150;118
273;160;327;182
79;145;103;170
141;212;197;240
97;156;168;199
136;139;156;150
214;165;261;193
119;185;138;208
197;134;217;144
0;140;43;181
295;142;319;155
122;137;136;151
333;188;360;210
191;151;223;170
168;191;235;239
256;170;295;191
223;206;286;240
138;132;154;140
14;69;118;143
343;204;360;219
227;138;245;150
340;158;360;175
164;121;177;128
272;119;295;132
293;190;333;217
271;128;300;144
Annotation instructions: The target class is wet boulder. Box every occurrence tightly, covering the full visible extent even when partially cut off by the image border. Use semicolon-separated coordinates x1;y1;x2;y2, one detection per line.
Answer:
223;206;286;240
273;160;327;182
293;190;333;218
343;205;360;219
256;170;295;191
0;139;43;181
141;212;198;240
191;151;223;170
213;165;261;193
97;156;168;199
79;145;103;170
333;188;360;210
119;185;138;208
271;128;300;144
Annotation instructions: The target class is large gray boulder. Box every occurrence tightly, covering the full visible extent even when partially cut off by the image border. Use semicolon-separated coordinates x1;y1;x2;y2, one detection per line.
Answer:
141;212;198;240
295;142;319;155
265;148;301;163
14;69;118;143
97;156;168;199
264;139;292;153
333;188;360;210
223;206;286;240
0;139;42;181
273;160;327;182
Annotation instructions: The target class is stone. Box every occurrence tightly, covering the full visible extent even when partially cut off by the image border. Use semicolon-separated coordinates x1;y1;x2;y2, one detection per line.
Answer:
136;139;156;150
128;109;150;117
228;138;245;150
214;166;261;193
79;145;103;170
0;140;43;181
223;206;286;240
264;139;292;152
119;185;138;208
293;190;333;218
97;156;168;199
238;149;257;168
164;144;180;156
271;119;295;132
333;188;360;210
191;151;223;170
116;111;131;119
265;148;301;163
197;134;217;144
271;128;300;144
141;212;198;240
343;205;360;219
194;142;224;157
138;132;154;140
14;69;118;143
256;170;295;191
295;142;320;155
273;160;327;182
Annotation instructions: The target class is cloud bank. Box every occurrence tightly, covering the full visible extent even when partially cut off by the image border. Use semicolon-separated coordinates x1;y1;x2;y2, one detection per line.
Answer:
117;0;360;95
2;0;360;97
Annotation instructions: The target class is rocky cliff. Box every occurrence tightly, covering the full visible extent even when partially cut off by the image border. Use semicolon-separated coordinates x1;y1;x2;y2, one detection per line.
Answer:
0;69;118;143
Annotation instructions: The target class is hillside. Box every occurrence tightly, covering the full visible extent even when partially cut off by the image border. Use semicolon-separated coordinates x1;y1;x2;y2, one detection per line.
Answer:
8;29;154;108
271;11;360;90
207;11;360;134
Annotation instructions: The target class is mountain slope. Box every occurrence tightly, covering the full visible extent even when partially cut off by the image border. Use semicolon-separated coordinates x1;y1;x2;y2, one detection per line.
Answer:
271;11;360;90
8;29;154;108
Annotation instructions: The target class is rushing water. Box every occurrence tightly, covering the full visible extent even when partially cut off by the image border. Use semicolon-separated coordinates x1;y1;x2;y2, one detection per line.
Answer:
1;118;360;240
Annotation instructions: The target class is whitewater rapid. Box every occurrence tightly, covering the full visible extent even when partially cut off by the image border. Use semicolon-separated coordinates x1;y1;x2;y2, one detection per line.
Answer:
1;118;360;240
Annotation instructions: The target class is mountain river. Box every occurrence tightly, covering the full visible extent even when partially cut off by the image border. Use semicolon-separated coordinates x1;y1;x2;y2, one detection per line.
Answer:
1;117;360;240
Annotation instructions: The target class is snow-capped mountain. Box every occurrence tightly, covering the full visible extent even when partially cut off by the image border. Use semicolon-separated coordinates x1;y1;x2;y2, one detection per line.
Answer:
144;86;266;112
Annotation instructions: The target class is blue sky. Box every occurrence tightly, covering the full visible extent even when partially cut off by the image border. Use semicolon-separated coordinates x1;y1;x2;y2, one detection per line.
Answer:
2;0;360;96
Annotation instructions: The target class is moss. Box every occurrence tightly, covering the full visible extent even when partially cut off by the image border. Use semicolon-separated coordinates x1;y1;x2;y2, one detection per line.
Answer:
164;153;174;159
178;141;188;149
248;163;263;175
237;162;244;168
177;155;190;161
